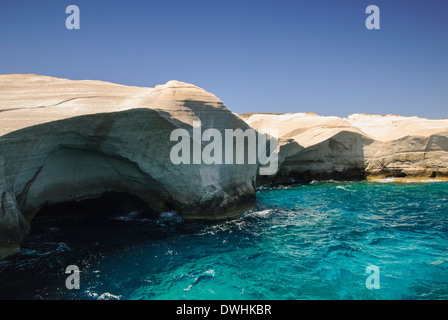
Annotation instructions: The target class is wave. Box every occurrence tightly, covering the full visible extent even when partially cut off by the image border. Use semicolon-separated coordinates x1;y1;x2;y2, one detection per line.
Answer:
310;179;338;185
242;209;273;218
113;210;183;222
159;210;181;220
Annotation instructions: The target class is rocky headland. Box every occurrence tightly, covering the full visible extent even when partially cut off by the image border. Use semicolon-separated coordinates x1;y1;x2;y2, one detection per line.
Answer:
1;74;447;258
0;74;257;257
241;112;448;184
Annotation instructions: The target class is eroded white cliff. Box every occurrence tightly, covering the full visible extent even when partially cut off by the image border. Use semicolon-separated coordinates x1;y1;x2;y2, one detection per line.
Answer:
242;112;448;183
0;75;258;257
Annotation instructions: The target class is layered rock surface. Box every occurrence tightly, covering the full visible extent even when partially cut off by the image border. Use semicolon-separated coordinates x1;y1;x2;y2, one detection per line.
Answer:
241;113;448;184
2;74;447;258
0;74;258;257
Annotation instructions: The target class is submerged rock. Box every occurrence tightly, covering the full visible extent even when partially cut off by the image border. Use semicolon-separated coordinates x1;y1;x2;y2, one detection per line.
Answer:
0;75;258;257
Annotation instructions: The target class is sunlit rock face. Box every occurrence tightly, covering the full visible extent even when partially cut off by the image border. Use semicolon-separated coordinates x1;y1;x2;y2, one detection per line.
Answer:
242;113;448;184
0;75;258;257
2;74;447;258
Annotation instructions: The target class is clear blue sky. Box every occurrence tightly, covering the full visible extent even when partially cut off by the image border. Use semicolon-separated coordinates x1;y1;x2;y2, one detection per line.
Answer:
0;0;447;118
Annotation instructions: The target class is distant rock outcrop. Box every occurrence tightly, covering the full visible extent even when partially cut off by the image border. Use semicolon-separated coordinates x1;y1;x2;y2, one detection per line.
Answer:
243;113;448;184
0;74;258;258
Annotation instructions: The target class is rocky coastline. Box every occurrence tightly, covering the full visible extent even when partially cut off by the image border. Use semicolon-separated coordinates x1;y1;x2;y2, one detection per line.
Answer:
1;74;447;258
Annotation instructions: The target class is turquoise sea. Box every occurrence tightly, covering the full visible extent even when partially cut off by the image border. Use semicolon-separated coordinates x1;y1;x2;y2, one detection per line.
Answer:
1;181;448;300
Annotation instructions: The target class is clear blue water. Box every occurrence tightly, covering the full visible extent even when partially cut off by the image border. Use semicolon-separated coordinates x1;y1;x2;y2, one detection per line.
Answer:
1;181;448;300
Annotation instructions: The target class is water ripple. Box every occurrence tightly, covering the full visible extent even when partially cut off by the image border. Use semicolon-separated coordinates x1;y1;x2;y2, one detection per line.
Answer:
1;181;448;299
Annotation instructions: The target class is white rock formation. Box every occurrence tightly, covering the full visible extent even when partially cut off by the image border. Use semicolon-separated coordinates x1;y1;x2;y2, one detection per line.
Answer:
241;112;448;184
0;74;258;258
2;74;447;258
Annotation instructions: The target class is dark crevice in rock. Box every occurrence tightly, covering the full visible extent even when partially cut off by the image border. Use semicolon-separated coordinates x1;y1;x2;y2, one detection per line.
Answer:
257;168;366;186
385;172;408;178
35;192;160;221
16;166;44;210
